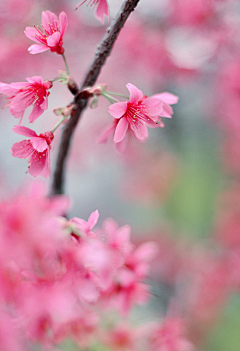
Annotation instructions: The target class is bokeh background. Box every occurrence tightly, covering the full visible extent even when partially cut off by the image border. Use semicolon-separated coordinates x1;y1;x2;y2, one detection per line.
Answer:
1;0;240;350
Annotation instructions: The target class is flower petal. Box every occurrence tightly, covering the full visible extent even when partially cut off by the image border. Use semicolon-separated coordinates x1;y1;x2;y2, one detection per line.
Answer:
28;105;44;123
41;150;51;178
42;11;58;31
109;101;128;119
11;140;33;158
24;27;39;42
153;92;179;105
26;76;43;85
98;123;115;144
28;44;49;54
114;117;128;143
131;122;148;141
30;137;48;152
28;152;47;177
10;91;34;112
141;97;163;116
40;97;48;110
47;32;61;48
59;12;68;36
12;126;37;137
88;210;99;230
161;102;173;118
126;83;143;104
10;109;24;122
95;0;109;23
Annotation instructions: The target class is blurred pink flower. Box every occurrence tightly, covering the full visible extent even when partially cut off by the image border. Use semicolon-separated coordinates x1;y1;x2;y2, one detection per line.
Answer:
24;11;67;55
11;126;54;178
69;209;99;238
150;318;194;351
76;0;109;23
0;76;52;123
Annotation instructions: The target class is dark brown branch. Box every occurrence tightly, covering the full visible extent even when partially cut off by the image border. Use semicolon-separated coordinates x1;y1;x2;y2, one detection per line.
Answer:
51;0;140;195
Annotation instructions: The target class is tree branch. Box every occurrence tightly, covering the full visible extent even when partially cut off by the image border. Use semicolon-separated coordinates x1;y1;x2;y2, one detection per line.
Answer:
51;0;140;195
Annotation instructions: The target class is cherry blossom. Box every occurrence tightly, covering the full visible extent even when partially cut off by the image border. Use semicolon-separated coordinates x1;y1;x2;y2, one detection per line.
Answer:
0;76;52;123
11;126;54;177
108;83;163;143
76;0;109;24
24;11;67;55
150;318;195;351
100;84;178;150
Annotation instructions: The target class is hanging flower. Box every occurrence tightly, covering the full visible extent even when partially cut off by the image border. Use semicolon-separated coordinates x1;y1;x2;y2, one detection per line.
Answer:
0;76;52;123
76;0;109;24
24;11;68;55
11;126;54;178
99;84;178;151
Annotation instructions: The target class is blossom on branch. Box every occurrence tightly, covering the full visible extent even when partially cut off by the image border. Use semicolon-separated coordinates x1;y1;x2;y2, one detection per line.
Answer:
11;126;54;178
24;11;67;55
0;76;52;123
100;84;178;151
76;0;109;24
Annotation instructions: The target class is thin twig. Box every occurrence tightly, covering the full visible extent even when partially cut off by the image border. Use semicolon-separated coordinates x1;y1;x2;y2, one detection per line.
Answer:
51;0;140;195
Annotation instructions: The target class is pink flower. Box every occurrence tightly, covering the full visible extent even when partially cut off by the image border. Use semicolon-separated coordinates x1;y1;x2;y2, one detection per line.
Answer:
0;76;52;123
69;210;100;238
100;84;178;151
24;11;67;55
150;318;194;351
108;84;164;144
11;126;54;178
76;0;109;24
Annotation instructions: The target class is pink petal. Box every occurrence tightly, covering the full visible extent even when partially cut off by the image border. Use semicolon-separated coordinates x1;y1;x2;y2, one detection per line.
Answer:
109;101;128;119
47;32;61;47
10;91;33;111
59;12;68;36
116;225;131;247
153;92;179;105
41;150;51;178
28;105;44;123
40;97;48;110
116;138;128;153
10;109;24;122
11;140;34;158
88;210;99;230
28;44;49;54
126;83;143;104
12;126;37;137
95;0;109;23
30;137;48;152
131;122;148;141
114;117;128;143
98;124;115;144
28;152;47;177
0;83;19;95
26;76;43;85
42;11;58;30
161;102;173;118
24;27;39;42
141;97;163;116
9;82;28;89
134;242;159;261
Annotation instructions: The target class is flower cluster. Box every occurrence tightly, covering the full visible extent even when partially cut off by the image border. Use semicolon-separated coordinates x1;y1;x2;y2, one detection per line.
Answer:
0;183;165;350
0;8;178;177
0;10;68;177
